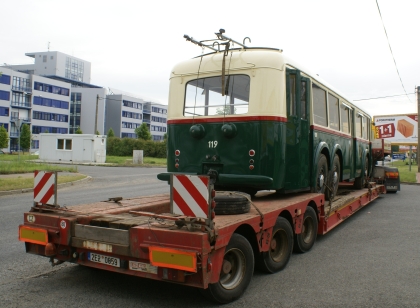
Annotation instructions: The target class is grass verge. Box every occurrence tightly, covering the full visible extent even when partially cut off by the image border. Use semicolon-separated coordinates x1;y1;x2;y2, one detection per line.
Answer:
385;160;417;183
106;156;167;166
0;174;87;191
0;161;77;174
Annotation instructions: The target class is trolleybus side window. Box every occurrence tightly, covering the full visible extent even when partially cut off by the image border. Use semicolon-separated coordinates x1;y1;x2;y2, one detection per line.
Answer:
288;74;297;116
356;113;362;138
340;103;351;134
328;93;339;130
300;80;307;119
362;116;368;139
184;75;250;117
312;83;327;126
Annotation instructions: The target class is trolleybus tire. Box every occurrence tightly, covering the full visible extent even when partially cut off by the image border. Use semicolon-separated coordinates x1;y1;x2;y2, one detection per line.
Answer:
214;192;251;215
354;157;368;189
326;155;340;201
293;206;318;253
313;154;328;196
256;217;293;273
200;233;254;303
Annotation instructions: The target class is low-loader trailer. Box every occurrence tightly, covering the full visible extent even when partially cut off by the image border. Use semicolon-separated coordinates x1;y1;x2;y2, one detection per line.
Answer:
19;178;384;303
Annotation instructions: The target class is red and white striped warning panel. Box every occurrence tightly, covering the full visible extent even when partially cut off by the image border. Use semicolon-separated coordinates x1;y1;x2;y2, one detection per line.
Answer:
34;171;57;205
171;175;210;218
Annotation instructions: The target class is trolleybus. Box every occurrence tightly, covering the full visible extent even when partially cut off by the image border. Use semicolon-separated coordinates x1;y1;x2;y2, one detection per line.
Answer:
158;30;371;200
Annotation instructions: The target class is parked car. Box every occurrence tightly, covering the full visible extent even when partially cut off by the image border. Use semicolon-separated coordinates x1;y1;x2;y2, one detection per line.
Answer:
0;150;5;155
384;155;391;162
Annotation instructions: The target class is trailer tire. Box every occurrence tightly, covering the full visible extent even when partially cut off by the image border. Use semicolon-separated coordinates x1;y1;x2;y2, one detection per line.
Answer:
200;233;254;304
256;217;293;273
294;206;318;253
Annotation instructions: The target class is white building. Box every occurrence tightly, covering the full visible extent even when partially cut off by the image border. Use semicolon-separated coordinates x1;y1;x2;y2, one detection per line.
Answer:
1;50;167;153
105;94;167;140
38;133;106;163
0;67;71;152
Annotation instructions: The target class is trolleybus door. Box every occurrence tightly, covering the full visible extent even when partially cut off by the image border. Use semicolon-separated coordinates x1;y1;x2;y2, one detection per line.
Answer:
285;70;310;190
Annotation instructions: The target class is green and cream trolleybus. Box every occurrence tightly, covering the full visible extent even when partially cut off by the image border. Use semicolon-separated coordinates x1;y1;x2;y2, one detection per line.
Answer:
158;30;371;200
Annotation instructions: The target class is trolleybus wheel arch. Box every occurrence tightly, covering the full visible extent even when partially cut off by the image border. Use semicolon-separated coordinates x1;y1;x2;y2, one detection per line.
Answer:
200;233;254;304
256;217;293;273
293;206;318;253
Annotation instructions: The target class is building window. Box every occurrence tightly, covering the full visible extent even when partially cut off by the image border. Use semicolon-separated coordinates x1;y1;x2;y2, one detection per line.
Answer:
57;139;72;150
34;82;70;97
0;74;11;85
0;90;10;101
0;107;9;116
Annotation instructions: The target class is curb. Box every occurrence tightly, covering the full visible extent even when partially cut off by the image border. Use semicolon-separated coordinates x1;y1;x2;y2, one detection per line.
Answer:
0;175;92;197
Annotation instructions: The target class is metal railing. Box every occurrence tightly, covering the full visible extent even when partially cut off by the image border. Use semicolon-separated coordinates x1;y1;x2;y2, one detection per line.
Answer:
11;101;31;108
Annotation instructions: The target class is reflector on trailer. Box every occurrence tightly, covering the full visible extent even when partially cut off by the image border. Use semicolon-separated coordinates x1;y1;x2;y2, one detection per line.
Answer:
19;225;48;245
149;246;197;272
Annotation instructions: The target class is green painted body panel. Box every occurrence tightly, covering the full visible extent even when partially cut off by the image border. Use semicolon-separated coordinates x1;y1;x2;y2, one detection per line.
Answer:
311;129;370;183
166;121;287;190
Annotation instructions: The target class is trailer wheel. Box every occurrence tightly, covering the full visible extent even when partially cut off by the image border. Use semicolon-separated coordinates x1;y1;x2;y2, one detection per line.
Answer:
326;155;340;201
294;206;318;253
256;217;293;273
354;156;368;189
313;154;328;196
200;233;254;304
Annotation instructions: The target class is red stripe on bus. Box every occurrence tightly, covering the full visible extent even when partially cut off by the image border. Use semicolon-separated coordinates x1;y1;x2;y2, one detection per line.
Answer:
168;116;287;124
310;125;353;138
34;172;52;199
172;188;196;217
353;138;370;144
176;175;208;214
39;184;55;204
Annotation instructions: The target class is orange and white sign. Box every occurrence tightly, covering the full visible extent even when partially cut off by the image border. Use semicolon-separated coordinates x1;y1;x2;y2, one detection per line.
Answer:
34;171;57;205
171;175;210;218
374;114;418;145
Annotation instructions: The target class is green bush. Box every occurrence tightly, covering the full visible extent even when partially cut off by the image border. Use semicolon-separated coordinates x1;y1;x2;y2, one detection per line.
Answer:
106;137;167;158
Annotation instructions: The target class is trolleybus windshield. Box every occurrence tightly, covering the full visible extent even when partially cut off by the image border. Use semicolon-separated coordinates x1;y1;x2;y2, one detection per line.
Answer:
184;74;250;117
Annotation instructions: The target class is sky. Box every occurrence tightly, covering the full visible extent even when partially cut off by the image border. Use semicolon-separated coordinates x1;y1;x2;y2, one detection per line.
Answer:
1;0;419;117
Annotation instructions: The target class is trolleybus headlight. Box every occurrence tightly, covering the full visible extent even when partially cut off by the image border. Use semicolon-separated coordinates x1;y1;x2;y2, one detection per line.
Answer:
221;123;237;138
189;124;206;139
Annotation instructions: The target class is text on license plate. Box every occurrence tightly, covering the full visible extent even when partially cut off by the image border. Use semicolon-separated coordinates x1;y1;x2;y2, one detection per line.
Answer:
88;252;120;268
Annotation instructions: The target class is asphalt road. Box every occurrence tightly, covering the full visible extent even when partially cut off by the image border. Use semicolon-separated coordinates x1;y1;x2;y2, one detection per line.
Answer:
0;167;419;307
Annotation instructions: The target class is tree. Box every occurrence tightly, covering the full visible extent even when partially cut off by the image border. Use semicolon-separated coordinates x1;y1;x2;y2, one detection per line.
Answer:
163;133;168;142
20;123;31;153
135;123;152;140
96;130;100;135
107;128;115;137
75;127;83;134
0;124;9;149
215;105;236;115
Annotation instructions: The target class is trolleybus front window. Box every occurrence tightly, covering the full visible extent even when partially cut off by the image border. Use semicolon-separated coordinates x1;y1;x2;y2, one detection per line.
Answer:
184;75;250;116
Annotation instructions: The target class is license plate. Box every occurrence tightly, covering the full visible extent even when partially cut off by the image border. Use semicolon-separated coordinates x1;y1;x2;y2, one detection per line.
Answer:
88;252;120;268
387;185;397;190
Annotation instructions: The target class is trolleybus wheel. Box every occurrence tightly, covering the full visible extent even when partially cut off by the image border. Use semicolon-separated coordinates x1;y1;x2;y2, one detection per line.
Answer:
314;154;328;196
256;217;293;273
294;206;318;253
326;155;340;201
200;233;254;304
354;156;368;189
